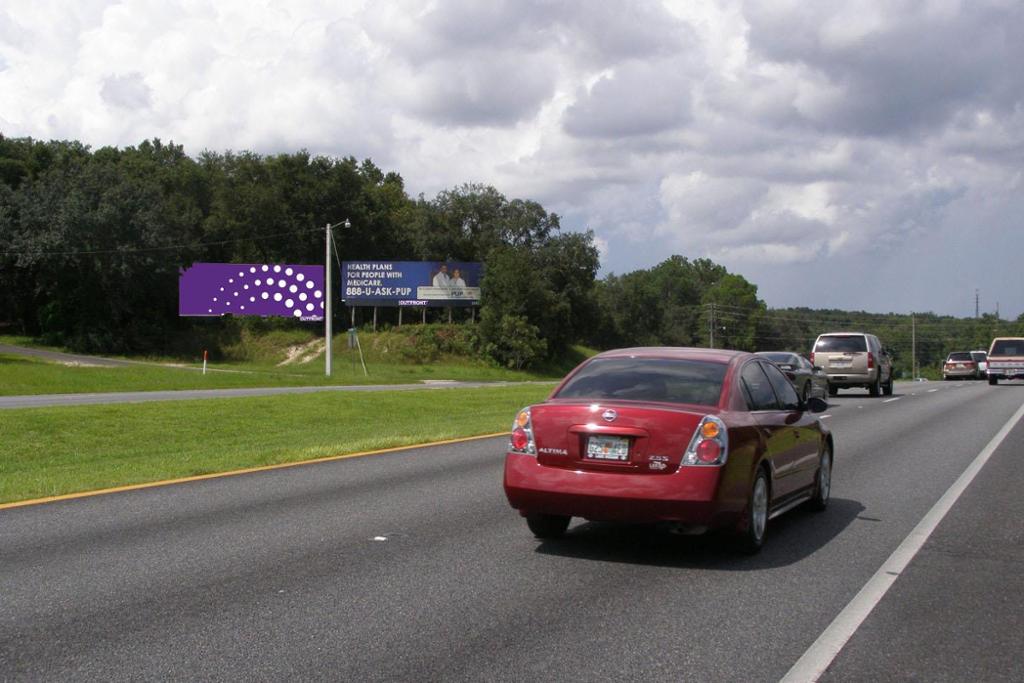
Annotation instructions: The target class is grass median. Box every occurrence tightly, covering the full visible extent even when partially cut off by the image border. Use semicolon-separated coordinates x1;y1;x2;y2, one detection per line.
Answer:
0;383;554;504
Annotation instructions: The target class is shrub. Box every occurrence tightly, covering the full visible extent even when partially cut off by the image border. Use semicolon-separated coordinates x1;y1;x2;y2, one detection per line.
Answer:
481;312;547;369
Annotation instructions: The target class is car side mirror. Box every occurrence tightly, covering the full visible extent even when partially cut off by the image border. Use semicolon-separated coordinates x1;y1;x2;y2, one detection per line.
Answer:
812;365;823;372
804;396;828;413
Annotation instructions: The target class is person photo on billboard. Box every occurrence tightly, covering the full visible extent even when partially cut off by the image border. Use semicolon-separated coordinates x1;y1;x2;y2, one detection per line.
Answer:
432;263;450;288
450;268;466;288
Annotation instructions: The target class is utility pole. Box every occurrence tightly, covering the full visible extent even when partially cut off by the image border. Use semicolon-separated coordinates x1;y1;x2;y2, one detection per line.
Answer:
911;314;917;381
325;222;333;377
975;289;980;318
708;303;715;348
325;219;350;377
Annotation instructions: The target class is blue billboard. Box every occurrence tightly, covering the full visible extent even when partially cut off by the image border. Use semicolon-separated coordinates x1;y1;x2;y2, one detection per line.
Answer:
341;261;482;306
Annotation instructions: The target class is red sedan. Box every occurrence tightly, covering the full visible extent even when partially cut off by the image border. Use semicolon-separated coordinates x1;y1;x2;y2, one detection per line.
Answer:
503;347;833;552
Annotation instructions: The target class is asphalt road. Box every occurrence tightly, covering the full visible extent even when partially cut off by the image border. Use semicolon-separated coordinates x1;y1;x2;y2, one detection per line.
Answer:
2;381;1022;681
0;343;134;367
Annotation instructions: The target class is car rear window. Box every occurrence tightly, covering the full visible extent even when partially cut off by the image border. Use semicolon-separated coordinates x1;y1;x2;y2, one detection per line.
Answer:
758;352;797;364
555;358;726;406
971;352;987;362
814;335;867;353
991;340;1024;356
948;352;973;361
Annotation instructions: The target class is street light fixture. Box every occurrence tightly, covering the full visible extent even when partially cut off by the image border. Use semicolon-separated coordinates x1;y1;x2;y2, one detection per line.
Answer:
325;218;350;377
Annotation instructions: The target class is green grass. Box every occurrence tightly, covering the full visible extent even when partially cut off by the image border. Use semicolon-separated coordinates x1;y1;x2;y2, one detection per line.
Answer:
0;347;563;396
0;384;555;504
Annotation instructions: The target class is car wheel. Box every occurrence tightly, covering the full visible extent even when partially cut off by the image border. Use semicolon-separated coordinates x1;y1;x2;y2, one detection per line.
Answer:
525;514;570;539
989;376;999;386
828;384;838;397
735;469;769;554
883;374;894;396
809;445;832;512
869;374;880;397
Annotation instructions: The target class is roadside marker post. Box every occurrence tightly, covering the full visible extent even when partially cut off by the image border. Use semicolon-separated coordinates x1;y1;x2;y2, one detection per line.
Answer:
202;349;208;375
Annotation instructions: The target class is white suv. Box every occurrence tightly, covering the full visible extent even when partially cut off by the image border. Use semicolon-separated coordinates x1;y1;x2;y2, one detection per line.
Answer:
811;332;894;397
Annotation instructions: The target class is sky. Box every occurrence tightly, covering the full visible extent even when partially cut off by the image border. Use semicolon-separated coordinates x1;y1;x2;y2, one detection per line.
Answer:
2;0;1022;319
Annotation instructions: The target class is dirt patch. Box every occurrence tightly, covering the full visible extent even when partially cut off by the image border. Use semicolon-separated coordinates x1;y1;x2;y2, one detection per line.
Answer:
278;339;326;366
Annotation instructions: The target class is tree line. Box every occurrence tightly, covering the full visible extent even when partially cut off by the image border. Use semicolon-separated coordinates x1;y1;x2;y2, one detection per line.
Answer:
1;135;1019;370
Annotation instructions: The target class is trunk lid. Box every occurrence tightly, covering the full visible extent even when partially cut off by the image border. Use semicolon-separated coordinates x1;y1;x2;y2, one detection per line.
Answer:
821;350;869;373
530;401;708;474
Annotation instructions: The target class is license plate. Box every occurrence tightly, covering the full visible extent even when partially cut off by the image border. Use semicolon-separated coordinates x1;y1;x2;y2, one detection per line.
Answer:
831;361;852;368
586;435;630;461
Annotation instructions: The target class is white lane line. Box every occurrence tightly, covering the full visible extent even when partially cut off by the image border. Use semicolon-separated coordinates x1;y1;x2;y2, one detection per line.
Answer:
780;399;1024;683
883;397;900;403
928;389;938;393
819;414;832;419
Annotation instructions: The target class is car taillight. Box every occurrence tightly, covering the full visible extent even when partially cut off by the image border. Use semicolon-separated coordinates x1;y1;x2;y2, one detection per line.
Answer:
696;439;721;463
682;415;728;467
508;408;536;455
809;351;815;365
867;352;875;369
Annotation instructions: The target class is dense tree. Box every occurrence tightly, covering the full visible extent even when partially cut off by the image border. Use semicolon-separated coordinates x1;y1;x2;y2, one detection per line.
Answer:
4;135;1006;371
0;137;595;366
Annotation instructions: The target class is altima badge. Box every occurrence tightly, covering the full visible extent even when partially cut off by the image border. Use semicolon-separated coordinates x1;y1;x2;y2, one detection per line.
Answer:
602;409;617;422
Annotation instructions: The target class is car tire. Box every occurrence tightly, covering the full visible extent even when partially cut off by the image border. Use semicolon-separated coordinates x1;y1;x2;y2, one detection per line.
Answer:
828;384;838;397
989;376;999;386
869;374;880;397
809;445;832;512
735;469;770;554
883;374;894;396
525;514;570;539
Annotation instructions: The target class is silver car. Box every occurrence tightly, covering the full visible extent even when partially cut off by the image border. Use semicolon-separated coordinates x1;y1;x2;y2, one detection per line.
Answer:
811;332;894;397
943;351;979;380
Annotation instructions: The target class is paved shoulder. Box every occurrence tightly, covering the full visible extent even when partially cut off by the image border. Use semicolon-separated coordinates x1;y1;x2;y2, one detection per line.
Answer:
820;414;1024;681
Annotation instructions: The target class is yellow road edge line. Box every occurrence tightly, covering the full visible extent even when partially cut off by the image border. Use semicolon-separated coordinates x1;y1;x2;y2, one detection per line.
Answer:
0;431;510;511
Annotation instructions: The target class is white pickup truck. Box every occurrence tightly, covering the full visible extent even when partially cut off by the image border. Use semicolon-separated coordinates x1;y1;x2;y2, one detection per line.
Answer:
986;337;1024;385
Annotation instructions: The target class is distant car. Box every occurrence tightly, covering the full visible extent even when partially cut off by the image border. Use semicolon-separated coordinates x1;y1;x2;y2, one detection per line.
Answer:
503;347;833;553
986;337;1024;385
755;351;829;402
811;332;894;397
970;351;988;378
943;352;979;380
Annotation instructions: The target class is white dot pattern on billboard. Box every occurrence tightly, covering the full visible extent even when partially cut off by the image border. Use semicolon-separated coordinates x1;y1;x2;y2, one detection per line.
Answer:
180;263;326;321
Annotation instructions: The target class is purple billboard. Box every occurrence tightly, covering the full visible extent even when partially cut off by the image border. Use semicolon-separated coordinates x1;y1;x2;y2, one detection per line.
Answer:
179;263;325;321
